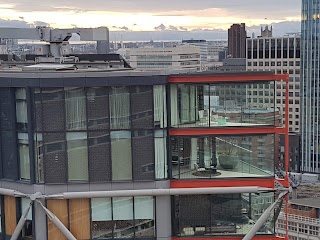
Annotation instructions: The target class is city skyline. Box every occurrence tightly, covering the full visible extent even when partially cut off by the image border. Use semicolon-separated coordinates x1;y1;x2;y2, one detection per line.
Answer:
0;0;300;33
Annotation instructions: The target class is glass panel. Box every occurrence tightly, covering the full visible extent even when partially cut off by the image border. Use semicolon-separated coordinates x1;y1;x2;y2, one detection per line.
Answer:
18;133;30;181
34;133;44;183
113;197;134;238
153;85;167;128
134;196;155;237
110;87;130;130
21;198;33;238
65;88;87;131
67;132;88;181
15;88;28;132
111;131;132;181
155;130;167;179
172;135;275;179
173;193;275;236
92;198;113;239
171;82;279;128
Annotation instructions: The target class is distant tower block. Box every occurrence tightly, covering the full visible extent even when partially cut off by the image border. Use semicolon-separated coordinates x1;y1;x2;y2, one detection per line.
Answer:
97;40;110;54
261;25;273;37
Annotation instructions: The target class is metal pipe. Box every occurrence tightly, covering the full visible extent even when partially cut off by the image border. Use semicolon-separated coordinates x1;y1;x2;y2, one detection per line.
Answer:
37;201;76;240
242;191;289;240
47;186;276;199
11;203;32;240
0;188;26;197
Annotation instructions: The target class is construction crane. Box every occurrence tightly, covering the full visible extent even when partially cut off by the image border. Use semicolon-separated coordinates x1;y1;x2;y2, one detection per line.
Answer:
0;26;109;63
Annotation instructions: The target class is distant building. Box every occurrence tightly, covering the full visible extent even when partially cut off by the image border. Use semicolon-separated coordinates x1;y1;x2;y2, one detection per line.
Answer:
96;40;110;54
126;45;201;72
246;35;301;133
228;23;247;58
181;39;208;70
277;198;320;239
260;25;273;38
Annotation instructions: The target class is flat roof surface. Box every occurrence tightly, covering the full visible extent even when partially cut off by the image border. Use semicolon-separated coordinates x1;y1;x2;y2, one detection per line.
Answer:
290;198;320;209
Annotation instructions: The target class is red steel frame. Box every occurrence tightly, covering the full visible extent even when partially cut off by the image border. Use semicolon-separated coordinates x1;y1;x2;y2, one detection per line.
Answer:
168;73;290;240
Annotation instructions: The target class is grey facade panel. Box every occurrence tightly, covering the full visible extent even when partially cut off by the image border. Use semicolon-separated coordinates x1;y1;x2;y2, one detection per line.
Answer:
131;86;153;129
43;132;68;183
88;131;111;182
132;131;154;181
1;131;18;180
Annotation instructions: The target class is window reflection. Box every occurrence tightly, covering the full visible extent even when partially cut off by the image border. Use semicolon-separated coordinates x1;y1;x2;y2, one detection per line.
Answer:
171;83;279;128
171;135;275;179
173;193;275;236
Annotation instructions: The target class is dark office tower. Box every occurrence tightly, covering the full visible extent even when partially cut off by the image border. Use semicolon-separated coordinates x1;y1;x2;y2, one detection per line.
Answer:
228;23;247;58
301;0;320;173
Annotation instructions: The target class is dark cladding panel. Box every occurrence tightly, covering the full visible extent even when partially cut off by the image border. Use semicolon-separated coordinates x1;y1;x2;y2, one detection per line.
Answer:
87;87;109;130
43;132;67;183
88;131;111;182
131;86;153;129
41;88;65;132
33;88;43;132
1;131;18;180
132;130;154;181
0;88;15;130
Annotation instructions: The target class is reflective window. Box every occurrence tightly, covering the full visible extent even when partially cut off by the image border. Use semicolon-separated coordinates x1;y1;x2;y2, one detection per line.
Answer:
171;83;278;128
155;130;167;179
171;135;275;179
110;87;130;129
154;85;167;128
173;193;275;236
15;88;28;132
18;133;30;181
65;88;87;131
111;131;132;181
21;198;33;238
91;196;155;239
67;132;88;181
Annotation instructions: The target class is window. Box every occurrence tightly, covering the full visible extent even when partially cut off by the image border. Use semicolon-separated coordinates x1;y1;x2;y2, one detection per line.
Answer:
91;196;155;239
111;131;132;180
18;133;30;181
16;88;28;132
21;198;33;238
67;132;88;181
155;130;167;179
65;88;87;131
110;87;130;129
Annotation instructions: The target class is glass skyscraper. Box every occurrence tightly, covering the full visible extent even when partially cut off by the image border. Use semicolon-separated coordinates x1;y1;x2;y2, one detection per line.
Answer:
301;0;320;172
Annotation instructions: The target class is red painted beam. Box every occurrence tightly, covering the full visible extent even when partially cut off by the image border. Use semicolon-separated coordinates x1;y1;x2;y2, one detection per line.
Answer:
169;74;289;83
169;127;286;136
170;178;275;189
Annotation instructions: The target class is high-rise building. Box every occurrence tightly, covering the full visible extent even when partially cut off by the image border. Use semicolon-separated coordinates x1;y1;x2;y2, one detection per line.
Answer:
260;25;273;38
246;35;301;133
0;56;290;239
228;23;247;58
301;0;320;173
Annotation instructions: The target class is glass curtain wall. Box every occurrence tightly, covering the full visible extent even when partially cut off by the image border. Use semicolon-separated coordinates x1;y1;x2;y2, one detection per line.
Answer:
171;82;277;128
173;193;275;237
91;196;155;239
110;87;130;130
171;135;275;179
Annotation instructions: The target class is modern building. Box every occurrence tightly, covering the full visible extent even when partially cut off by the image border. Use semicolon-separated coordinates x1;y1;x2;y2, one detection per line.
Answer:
276;198;320;240
228;23;247;58
0;53;289;239
246;35;301;133
301;0;320;173
181;39;208;70
120;45;201;71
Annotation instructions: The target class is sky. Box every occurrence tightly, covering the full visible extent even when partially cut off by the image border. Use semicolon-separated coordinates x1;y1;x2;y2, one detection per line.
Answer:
0;0;301;41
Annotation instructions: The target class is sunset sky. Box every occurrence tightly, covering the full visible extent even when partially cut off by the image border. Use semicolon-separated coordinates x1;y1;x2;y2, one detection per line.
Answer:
0;0;301;31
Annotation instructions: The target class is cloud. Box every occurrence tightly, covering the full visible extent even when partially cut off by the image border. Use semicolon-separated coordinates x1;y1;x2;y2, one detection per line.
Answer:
179;26;188;31
111;25;131;31
169;25;179;31
154;24;166;31
3;0;300;18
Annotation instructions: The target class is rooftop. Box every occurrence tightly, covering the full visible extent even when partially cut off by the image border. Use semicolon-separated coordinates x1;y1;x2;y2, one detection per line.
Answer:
290;198;320;209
